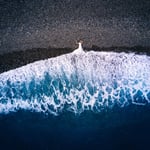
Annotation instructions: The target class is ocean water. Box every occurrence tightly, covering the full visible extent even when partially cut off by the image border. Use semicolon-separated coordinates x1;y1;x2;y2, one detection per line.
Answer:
0;50;150;149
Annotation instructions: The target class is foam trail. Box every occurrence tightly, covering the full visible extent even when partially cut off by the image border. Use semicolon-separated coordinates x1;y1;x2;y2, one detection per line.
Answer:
0;51;150;115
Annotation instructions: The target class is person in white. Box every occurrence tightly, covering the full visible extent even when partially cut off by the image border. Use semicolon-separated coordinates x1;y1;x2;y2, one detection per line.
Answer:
73;40;84;54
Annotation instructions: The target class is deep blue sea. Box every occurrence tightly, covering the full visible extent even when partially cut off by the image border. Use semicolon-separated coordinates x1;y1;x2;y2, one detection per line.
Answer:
0;51;150;150
0;106;150;150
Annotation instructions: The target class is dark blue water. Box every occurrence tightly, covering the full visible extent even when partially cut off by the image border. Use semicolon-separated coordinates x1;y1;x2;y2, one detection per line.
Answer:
0;105;150;150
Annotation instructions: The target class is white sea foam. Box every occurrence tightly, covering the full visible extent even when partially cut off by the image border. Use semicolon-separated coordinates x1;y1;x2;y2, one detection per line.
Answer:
0;51;150;115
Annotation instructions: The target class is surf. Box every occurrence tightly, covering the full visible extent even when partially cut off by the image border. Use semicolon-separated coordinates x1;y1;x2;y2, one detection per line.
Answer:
0;50;150;115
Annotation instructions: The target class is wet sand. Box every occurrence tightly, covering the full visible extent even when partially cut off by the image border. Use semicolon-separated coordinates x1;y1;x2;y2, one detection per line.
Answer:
0;46;150;73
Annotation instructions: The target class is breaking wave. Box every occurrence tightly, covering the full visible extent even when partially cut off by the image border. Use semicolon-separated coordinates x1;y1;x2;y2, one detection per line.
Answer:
0;51;150;115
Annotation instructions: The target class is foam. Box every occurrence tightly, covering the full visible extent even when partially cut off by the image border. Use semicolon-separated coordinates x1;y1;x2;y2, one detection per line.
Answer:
0;51;150;115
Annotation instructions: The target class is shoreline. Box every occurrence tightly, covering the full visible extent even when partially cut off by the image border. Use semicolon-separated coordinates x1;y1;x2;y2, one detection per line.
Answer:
0;46;150;73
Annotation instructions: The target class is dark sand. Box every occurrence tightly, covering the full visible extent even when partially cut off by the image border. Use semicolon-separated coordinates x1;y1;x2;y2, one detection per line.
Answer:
0;46;150;73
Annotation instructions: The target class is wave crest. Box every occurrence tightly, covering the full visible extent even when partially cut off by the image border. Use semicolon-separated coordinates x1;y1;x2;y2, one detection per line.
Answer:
0;51;150;115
